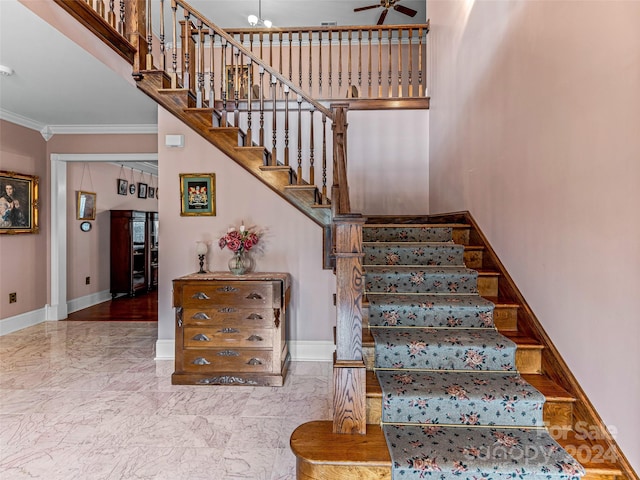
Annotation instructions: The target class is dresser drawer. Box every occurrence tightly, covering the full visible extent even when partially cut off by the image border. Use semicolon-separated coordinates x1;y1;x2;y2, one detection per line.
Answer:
182;307;275;327
184;327;274;349
182;282;275;308
183;349;273;373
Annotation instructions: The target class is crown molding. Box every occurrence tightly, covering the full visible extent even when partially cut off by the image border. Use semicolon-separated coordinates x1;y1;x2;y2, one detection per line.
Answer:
0;109;46;132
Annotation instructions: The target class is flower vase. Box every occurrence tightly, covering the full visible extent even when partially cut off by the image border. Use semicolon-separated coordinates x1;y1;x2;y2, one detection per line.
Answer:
228;251;253;275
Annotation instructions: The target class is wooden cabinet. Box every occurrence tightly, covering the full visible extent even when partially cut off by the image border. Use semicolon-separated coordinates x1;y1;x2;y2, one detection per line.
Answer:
172;272;291;386
110;210;158;297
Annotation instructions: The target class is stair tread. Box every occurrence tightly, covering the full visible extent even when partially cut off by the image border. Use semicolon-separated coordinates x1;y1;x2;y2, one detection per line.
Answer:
291;421;622;475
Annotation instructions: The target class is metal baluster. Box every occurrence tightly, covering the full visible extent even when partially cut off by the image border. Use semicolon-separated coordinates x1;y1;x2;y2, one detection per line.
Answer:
408;28;413;97
368;29;372;98
182;10;191;90
418;26;424;96
146;0;153;69
358;30;362;90
388;29;392;98
397;27;403;98
378;27;383;97
271;75;278;165
247;59;253;144
118;0;125;35
318;31;323;97
284;85;290;166
328;31;332;97
297;95;302;184
308;30;313;93
338;30;343;90
309;108;315;186
108;0;116;28
321;114;327;203
347;30;352;91
279;32;283;79
259;66;265;147
298;31;303;88
221;38;227;127
171;0;178;88
234;47;240;127
209;30;215;113
159;0;166;72
288;32;293;82
196;20;204;107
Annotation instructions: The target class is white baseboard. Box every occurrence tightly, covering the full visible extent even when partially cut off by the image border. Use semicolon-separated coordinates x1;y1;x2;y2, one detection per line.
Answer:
0;307;47;336
154;340;335;362
67;290;111;314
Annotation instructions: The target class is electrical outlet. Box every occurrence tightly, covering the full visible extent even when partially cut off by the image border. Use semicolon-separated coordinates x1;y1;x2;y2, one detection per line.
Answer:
85;276;91;285
9;292;17;303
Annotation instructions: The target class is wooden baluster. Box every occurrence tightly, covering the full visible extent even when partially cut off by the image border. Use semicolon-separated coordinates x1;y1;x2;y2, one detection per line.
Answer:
388;29;393;98
408;28;413;97
284;85;290;167
321;114;327;203
208;30;215;112
309;108;315;187
259;66;265;147
308;30;313;94
298;31;303;88
269;31;273;71
357;30;362;90
196;20;204;107
367;29;372;98
338;30;343;90
271;75;278;165
182;10;191;90
347;30;352;91
159;0;165;72
418;26;424;96
259;31;264;60
378;27;382;98
94;0;104;18
234;47;240;126
318;31;323;97
221;38;227;127
246;59;253;144
297;95;302;184
397;27;403;98
145;0;153;69
170;0;177;88
279;32;283;79
288;32;293;82
118;0;126;35
108;0;116;29
328;31;333;98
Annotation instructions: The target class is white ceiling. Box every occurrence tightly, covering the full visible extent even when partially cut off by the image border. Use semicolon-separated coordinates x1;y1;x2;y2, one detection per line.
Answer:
0;0;426;134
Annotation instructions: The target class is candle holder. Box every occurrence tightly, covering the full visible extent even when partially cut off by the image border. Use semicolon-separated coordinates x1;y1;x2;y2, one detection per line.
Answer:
196;242;208;274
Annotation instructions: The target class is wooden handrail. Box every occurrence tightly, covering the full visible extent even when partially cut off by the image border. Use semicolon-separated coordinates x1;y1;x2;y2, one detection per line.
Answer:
226;22;430;36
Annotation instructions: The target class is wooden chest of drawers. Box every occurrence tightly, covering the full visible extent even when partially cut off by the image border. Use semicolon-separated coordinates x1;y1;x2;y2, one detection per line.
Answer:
172;272;291;386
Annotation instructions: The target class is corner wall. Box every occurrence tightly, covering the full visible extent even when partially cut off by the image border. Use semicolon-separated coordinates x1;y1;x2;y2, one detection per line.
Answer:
428;0;640;469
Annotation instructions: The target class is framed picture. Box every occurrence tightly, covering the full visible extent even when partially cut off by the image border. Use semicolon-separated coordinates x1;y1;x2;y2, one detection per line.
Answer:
138;182;148;198
0;171;39;234
180;173;215;216
148;186;155;198
117;178;128;195
76;190;97;220
226;64;249;99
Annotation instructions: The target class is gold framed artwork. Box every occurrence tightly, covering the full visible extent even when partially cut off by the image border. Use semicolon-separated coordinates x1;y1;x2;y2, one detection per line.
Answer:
180;173;216;216
76;191;97;220
226;65;249;99
0;171;39;234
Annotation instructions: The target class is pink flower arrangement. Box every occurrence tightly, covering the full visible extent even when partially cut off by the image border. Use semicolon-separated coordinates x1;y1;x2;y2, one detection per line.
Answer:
218;223;260;253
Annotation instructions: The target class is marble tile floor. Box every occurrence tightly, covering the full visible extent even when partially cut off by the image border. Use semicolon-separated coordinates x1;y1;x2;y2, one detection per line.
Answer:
0;321;333;479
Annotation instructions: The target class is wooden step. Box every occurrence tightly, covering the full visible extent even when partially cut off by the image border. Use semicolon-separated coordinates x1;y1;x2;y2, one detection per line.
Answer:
362;328;543;374
291;421;623;480
364;371;575;428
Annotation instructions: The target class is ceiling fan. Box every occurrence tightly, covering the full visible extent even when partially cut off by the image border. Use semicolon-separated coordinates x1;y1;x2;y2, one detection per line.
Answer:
354;0;417;25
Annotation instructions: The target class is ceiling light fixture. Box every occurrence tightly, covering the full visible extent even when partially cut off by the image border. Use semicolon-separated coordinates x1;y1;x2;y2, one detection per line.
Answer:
248;0;272;28
0;65;14;76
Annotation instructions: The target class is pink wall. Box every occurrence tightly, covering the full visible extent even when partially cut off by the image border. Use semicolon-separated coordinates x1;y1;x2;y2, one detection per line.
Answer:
0;121;48;318
428;0;640;469
156;107;335;343
66;162;158;300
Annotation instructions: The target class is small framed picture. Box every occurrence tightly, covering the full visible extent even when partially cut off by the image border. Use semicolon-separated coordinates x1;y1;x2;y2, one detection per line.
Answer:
77;191;97;220
0;171;39;234
138;182;148;198
148;187;155;198
117;178;128;195
180;173;215;216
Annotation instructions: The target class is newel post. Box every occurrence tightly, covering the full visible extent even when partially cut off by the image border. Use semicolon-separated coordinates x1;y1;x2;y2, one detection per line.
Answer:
332;214;366;434
331;103;350;216
126;0;150;74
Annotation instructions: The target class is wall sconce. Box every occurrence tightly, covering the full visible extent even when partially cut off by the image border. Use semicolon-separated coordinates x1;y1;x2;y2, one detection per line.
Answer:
196;242;208;274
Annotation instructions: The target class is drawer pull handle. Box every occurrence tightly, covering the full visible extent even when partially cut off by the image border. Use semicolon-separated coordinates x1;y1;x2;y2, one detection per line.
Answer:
247;358;263;365
219;328;240;334
192;312;211;320
247;313;263;320
217;350;240;357
176;307;183;327
192;357;211;365
246;292;264;300
192;334;210;341
192;292;210;300
247;335;263;342
219;307;237;313
217;286;239;292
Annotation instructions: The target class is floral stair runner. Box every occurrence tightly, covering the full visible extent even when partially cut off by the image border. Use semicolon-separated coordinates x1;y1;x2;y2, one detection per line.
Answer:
363;225;584;480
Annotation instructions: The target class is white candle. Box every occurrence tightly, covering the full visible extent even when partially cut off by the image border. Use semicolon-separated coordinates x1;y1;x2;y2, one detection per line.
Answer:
240;221;245;233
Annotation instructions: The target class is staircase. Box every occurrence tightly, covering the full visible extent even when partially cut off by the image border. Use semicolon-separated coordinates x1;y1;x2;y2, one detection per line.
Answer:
291;214;628;480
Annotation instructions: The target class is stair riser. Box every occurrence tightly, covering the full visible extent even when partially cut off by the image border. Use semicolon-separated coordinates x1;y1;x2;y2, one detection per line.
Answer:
463;249;483;269
452;227;470;245
493;306;518;331
364;346;541;374
478;275;498;296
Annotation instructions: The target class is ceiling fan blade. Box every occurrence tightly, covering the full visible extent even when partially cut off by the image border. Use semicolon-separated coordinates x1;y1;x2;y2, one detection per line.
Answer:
354;4;381;12
377;8;389;25
394;4;417;17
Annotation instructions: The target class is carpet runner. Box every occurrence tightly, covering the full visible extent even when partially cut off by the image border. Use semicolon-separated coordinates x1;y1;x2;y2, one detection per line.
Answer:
363;225;584;480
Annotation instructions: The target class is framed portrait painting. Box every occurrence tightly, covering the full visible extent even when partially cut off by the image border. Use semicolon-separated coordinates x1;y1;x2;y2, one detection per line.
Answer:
77;191;97;220
138;182;148;198
0;171;39;234
180;173;215;216
117;178;128;195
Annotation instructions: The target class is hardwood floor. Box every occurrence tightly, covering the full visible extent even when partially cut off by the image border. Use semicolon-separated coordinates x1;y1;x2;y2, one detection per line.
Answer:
66;290;158;322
